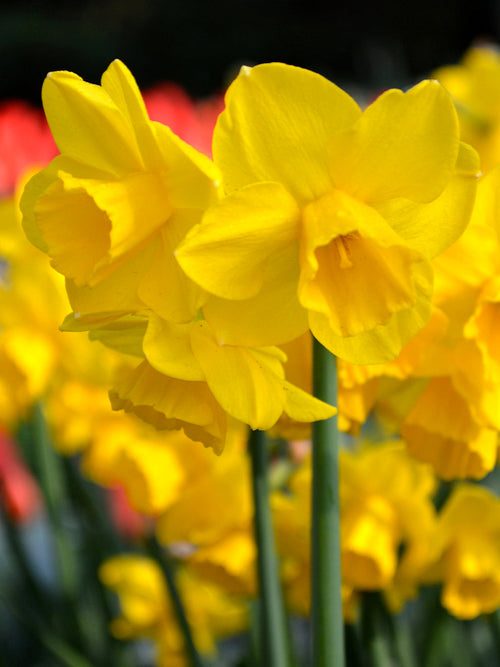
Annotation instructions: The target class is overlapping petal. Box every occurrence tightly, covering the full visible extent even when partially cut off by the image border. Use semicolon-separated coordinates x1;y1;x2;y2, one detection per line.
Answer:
213;62;361;203
176;181;300;300
42;69;144;176
329;80;460;204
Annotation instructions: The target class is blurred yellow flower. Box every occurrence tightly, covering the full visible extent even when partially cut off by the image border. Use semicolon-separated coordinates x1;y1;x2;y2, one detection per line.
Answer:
273;442;436;615
425;484;500;619
99;555;248;665
435;45;500;172
340;442;437;605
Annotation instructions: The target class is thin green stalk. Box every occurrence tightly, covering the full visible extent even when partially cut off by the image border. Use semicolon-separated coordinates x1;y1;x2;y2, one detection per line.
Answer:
30;403;86;653
360;592;418;667
360;593;398;667
61;458;134;667
392;613;418;667
0;499;46;612
345;622;367;667
487;610;500;659
146;534;204;667
249;428;291;667
311;337;345;667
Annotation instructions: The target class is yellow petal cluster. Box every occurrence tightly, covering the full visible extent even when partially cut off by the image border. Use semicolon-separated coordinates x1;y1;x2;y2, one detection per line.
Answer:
19;60;336;452
331;162;500;481
272;442;437;618
99;555;248;665
424;485;500;619
177;63;479;364
435;45;500;172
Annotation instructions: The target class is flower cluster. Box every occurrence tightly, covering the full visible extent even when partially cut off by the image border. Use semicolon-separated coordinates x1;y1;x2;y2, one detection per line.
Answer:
4;44;500;666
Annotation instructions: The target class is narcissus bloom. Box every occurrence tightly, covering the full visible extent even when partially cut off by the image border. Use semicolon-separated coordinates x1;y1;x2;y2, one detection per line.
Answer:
20;60;220;327
396;165;500;479
435;46;500;173
424;484;500;619
340;442;437;603
19;61;335;449
100;555;248;665
177;63;480;364
272;442;436;615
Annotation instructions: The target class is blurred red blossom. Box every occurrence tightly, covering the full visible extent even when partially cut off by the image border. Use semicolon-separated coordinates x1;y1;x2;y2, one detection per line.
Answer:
107;485;148;541
0;101;57;196
143;83;224;157
0;426;41;522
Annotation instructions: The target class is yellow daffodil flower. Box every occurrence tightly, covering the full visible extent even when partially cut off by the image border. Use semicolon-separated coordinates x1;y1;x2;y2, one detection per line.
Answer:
435;46;500;173
177;63;479;364
20;60;220;327
424;484;500;619
273;443;436;615
99;555;248;664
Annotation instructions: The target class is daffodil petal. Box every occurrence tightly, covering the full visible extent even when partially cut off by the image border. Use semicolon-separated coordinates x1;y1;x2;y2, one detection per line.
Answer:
282;379;336;422
176;181;300;300
190;321;285;430
110;360;228;453
203;244;308;346
309;257;433;364
153;122;221;209
329;80;459;203
113;441;184;515
65;240;154;315
214;62;361;203
374;141;480;258
299;190;427;340
20;155;109;255
143;314;204;381
138;213;207;322
42;69;144;175
101;60;163;170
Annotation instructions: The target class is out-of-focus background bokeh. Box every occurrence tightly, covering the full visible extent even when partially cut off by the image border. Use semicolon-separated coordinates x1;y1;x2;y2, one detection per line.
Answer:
2;0;500;102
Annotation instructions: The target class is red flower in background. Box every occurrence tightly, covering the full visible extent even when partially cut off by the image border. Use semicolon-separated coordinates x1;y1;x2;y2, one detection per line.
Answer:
143;83;224;157
0;427;41;522
0;101;57;196
107;485;148;541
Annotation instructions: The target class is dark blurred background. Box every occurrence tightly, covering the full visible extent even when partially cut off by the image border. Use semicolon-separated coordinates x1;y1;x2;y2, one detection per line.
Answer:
1;0;500;102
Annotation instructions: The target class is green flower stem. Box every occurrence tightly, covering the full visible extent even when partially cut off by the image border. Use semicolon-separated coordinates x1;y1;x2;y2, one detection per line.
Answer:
360;593;398;667
487;611;500;658
311;337;345;667
146;534;204;667
61;458;135;667
360;592;418;667
249;428;291;667
344;623;366;667
0;499;46;612
31;403;86;653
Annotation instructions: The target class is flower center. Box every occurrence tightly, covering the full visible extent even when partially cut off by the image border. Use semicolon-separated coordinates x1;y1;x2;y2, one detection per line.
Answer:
334;234;355;269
